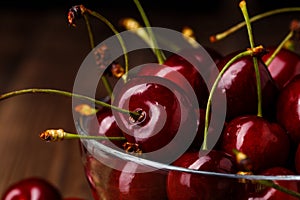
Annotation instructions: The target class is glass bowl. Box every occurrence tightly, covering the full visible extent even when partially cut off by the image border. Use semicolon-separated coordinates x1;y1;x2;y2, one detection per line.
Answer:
76;115;300;200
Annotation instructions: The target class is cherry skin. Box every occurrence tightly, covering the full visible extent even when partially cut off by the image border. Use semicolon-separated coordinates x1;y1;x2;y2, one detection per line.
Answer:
295;144;300;174
220;115;290;172
137;47;222;109
1;177;62;200
244;167;299;200
167;150;237;200
261;46;300;90
83;155;167;200
112;76;197;154
276;74;300;144
88;107;125;149
215;51;279;121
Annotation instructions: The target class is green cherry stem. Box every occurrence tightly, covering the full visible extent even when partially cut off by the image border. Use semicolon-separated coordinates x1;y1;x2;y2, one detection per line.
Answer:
0;88;139;117
39;129;126;142
265;30;294;66
257;180;300;199
83;6;129;82
202;47;263;150
210;7;300;42
133;0;166;64
240;0;262;117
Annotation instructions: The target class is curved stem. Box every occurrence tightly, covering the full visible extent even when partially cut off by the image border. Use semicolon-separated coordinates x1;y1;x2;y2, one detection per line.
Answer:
240;0;262;117
202;49;255;150
257;180;300;199
210;7;300;42
265;30;294;66
82;13;113;97
84;7;129;82
133;0;166;64
0;88;139;117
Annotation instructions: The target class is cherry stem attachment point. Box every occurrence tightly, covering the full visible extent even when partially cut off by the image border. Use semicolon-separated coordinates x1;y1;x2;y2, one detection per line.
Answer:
0;88;140;118
202;47;264;150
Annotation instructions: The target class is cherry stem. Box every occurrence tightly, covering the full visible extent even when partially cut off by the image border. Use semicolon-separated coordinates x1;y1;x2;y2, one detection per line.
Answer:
39;129;126;142
240;0;262;117
81;10;113;97
210;7;300;42
83;6;130;82
265;30;294;66
0;88;140;118
257;180;300;198
202;47;263;150
133;0;166;64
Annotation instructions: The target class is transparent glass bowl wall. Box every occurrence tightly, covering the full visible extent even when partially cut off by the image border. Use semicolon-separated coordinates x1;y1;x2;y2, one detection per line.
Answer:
76;116;300;200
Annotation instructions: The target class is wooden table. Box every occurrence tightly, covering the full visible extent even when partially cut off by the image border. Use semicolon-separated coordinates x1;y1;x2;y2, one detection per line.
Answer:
0;2;298;199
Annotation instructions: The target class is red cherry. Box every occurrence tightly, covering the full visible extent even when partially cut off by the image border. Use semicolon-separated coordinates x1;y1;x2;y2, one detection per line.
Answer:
88;107;125;149
137;47;222;109
167;150;237;200
84;155;167;200
244;167;299;200
220;115;290;172
276;74;300;144
262;47;300;90
215;51;279;121
295;144;300;174
112;76;197;154
1;177;62;200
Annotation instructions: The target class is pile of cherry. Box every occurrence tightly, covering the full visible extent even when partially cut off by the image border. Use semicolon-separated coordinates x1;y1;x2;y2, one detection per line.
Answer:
2;3;300;200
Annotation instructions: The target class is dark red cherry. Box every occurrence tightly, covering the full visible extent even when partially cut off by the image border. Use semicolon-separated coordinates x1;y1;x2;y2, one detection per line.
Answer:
215;51;279;121
295;144;300;174
220;115;290;172
84;155;167;200
112;76;197;155
167;150;237;200
276;74;300;144
137;47;222;109
1;177;62;200
244;167;299;200
262;46;300;90
88;107;125;149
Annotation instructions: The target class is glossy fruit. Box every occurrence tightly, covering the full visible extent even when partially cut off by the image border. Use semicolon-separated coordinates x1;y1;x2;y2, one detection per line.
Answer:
112;76;197;154
295;144;300;174
1;177;62;200
220;115;290;172
137;47;222;109
167;150;237;200
244;167;299;200
215;51;279;121
276;74;300;144
262;46;300;90
84;155;167;200
88;107;125;149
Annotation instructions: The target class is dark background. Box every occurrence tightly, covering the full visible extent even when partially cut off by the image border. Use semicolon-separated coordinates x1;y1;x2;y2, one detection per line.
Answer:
0;0;299;199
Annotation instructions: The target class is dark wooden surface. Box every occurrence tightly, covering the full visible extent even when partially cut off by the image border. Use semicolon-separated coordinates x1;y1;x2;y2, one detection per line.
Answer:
0;2;299;199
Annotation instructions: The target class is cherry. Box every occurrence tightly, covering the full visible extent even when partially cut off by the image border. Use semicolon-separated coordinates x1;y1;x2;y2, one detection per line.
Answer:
295;144;300;174
1;177;62;200
83;155;167;200
112;75;197;155
88;107;125;149
215;51;279;121
220;115;290;172
276;74;300;144
137;47;222;109
243;167;299;200
167;150;237;200
262;46;300;90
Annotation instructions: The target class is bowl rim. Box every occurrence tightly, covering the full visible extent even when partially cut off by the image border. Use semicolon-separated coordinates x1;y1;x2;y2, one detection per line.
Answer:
75;115;300;181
